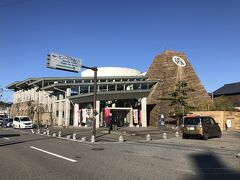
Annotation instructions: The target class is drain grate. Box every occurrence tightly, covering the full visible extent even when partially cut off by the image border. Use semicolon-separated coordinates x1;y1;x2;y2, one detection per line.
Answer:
91;148;105;151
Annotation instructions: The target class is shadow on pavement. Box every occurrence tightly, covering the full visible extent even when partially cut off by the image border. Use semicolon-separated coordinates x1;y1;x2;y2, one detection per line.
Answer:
190;153;240;180
0;134;20;137
0;136;52;147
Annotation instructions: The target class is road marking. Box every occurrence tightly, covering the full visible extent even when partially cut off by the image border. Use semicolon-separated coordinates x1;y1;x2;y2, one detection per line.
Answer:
169;168;196;174
30;146;77;163
3;137;10;140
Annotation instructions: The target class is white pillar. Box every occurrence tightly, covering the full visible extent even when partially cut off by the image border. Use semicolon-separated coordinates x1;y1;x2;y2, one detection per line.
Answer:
31;88;34;101
13;92;16;103
23;90;26;102
43;91;46;104
96;100;100;128
52;96;56;124
39;91;42;103
129;108;134;127
28;90;31;101
21;90;23;102
73;103;79;127
141;97;147;127
65;88;71;126
34;87;38;101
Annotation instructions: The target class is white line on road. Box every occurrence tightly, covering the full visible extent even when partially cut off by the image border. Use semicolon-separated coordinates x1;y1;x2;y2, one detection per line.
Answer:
30;146;77;163
169;168;196;174
3;137;10;140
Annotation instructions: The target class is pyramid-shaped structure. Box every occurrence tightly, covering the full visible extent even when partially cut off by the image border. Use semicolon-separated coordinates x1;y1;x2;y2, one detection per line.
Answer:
146;50;210;126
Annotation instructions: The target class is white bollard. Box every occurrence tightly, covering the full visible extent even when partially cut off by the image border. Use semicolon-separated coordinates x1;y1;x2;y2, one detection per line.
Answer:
52;133;56;137
37;129;40;134
58;131;62;137
46;130;50;136
91;135;95;143
43;131;47;135
146;134;151;141
175;131;180;138
163;132;167;139
66;135;71;139
81;137;86;142
31;129;34;134
72;133;76;140
119;135;124;142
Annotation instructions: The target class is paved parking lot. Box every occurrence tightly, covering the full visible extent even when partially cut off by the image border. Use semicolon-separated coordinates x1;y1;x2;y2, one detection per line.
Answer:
1;127;239;180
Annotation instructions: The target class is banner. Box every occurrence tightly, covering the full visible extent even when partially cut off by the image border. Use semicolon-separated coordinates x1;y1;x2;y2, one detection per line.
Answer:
82;109;87;123
105;107;110;125
133;109;138;124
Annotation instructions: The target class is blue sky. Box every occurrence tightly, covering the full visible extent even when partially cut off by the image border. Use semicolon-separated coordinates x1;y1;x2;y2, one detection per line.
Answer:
0;0;240;102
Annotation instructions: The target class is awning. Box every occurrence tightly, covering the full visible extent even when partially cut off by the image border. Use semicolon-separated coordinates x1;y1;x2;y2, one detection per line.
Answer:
68;90;151;103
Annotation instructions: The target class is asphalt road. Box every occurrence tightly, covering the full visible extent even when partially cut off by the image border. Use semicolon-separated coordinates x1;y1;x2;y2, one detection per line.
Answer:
0;128;239;180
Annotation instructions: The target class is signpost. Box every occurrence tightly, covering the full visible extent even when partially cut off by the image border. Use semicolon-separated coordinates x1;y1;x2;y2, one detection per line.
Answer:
47;53;82;73
46;53;98;137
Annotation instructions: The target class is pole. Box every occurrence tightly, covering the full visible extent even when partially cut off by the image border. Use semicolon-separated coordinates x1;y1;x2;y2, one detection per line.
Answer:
93;67;98;137
81;65;98;137
38;91;40;131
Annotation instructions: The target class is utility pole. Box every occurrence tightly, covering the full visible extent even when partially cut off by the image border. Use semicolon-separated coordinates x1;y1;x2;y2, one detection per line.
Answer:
81;65;98;137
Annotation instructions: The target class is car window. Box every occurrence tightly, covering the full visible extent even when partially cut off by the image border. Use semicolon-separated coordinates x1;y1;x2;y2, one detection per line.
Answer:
20;117;30;121
210;118;216;125
6;118;13;122
184;117;200;125
202;117;211;125
14;117;20;122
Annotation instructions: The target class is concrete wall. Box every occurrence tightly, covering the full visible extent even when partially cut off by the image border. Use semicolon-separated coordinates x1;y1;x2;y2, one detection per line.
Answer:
191;111;240;131
10;101;57;126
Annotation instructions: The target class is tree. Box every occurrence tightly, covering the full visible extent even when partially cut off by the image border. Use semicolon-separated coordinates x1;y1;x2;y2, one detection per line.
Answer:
159;81;195;129
195;96;235;111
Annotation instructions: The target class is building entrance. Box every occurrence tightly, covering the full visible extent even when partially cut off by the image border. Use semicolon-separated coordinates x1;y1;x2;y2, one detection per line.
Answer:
108;108;132;127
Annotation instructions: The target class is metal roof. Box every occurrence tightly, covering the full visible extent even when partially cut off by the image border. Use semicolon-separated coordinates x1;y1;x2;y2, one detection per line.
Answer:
41;80;158;91
213;82;240;96
6;78;40;90
68;90;151;103
7;76;153;90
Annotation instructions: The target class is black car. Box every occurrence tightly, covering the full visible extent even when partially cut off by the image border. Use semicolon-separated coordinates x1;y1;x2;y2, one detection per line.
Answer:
0;117;3;126
1;118;13;128
0;114;8;126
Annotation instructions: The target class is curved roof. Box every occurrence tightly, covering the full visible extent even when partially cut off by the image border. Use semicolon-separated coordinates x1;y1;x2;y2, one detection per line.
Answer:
81;67;141;77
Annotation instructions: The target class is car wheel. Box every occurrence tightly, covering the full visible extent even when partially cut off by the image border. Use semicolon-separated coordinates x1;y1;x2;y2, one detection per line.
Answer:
203;132;208;140
217;131;222;138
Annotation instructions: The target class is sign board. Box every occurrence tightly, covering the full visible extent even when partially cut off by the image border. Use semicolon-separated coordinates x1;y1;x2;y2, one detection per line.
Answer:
158;113;165;127
172;56;186;67
226;119;232;128
47;53;82;73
